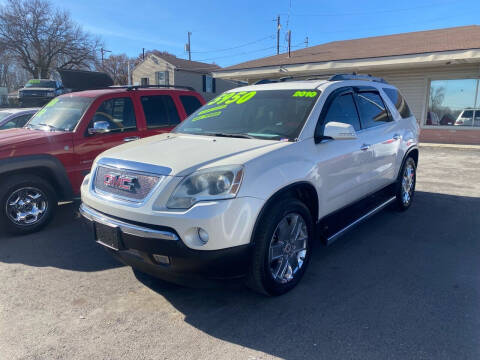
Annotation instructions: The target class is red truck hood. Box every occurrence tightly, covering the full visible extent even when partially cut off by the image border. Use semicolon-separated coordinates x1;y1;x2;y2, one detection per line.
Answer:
0;128;72;153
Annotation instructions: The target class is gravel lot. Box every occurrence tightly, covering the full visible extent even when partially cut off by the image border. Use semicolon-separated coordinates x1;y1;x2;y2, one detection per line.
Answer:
1;146;479;360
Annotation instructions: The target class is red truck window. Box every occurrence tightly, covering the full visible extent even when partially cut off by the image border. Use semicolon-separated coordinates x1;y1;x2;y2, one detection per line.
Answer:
141;95;180;128
90;97;137;132
179;95;203;116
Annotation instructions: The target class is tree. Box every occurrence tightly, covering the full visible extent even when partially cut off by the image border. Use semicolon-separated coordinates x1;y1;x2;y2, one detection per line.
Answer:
97;54;132;85
0;0;102;79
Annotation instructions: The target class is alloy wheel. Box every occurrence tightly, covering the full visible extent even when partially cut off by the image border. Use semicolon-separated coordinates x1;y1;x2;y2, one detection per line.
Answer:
268;213;309;284
6;187;48;226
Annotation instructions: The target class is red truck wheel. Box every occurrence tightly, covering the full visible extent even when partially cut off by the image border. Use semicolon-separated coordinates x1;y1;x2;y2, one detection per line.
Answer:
0;174;57;235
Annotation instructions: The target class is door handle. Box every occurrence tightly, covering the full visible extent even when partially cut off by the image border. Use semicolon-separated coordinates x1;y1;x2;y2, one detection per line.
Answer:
393;134;401;140
123;136;140;142
360;144;371;151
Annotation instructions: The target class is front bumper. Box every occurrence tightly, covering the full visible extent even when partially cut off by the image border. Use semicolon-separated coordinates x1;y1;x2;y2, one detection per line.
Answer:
79;204;252;282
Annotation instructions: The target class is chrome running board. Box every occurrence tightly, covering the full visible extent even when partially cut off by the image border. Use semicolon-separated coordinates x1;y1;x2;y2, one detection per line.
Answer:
326;196;396;246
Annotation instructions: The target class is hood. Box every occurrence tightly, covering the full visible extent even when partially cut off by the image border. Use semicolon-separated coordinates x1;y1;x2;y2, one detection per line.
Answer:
0;128;67;152
97;133;288;176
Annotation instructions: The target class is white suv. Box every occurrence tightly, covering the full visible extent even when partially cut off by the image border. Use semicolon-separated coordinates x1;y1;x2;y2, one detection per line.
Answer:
80;74;419;296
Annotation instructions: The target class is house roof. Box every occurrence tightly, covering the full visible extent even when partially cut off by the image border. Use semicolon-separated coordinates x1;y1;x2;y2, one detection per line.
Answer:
149;52;221;73
219;25;480;72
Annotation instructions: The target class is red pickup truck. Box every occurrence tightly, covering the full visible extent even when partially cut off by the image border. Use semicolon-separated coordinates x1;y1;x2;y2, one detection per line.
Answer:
0;86;205;234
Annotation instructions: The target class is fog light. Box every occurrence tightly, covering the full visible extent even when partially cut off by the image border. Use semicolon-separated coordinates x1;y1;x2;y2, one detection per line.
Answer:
152;254;170;265
197;228;209;244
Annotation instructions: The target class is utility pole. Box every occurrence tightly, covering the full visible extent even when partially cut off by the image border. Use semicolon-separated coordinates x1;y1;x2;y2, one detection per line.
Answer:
287;30;291;58
186;32;192;61
276;15;281;55
304;36;309;48
100;47;111;65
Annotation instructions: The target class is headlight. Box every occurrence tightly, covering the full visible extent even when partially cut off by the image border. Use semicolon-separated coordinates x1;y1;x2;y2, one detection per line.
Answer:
18;91;23;98
167;165;244;209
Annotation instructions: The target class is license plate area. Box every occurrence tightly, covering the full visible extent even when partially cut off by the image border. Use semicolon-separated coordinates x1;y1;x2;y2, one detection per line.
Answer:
95;222;124;251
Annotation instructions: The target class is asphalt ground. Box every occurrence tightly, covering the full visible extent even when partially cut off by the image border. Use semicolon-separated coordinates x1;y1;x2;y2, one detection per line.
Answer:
0;146;479;360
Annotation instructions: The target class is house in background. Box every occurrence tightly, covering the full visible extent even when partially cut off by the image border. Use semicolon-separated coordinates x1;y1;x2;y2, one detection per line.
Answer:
132;52;241;101
213;25;480;145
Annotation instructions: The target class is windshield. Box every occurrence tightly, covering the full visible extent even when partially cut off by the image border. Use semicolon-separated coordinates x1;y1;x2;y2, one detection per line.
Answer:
0;111;12;121
174;89;320;140
27;97;92;131
25;79;57;88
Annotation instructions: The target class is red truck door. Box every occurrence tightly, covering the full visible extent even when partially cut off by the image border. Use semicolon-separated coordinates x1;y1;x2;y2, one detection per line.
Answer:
135;92;186;135
71;94;144;192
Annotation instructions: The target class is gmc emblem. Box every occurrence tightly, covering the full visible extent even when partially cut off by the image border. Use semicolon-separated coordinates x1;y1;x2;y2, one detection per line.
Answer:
104;173;137;192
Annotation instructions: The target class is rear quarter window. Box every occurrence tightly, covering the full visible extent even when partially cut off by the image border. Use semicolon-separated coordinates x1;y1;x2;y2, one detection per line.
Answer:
180;95;202;116
383;88;412;118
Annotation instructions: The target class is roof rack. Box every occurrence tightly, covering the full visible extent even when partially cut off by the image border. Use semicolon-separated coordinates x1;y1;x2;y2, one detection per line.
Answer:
328;73;388;84
254;73;388;85
108;84;195;91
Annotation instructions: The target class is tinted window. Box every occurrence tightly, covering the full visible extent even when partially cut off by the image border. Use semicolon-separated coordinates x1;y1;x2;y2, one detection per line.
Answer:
0;120;16;130
90;97;136;132
383;88;412;118
324;93;361;131
356;91;391;128
15;114;33;127
141;95;180;128
180;95;202;116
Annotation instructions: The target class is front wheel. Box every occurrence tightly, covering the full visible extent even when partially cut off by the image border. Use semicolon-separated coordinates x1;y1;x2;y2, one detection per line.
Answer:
247;197;314;296
394;156;416;211
0;174;57;235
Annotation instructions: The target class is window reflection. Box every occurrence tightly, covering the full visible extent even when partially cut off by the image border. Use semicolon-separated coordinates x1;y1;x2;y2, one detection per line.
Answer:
427;79;480;127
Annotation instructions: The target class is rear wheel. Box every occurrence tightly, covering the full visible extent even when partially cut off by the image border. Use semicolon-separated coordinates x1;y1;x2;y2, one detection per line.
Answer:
0;174;57;235
394;156;416;211
247;197;313;296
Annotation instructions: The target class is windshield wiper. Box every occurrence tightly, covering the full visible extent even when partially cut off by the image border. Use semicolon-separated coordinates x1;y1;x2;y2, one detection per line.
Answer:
206;132;257;139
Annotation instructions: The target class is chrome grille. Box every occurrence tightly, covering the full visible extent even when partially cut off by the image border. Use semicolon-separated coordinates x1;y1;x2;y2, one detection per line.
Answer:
93;165;162;202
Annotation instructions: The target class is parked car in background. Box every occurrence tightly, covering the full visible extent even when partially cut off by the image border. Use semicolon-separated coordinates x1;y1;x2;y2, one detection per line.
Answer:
18;79;67;107
0;108;39;130
455;108;480;126
80;74;419;295
0;85;205;234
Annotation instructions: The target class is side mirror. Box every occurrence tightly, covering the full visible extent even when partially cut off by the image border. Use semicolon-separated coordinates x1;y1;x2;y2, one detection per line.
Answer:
88;121;111;135
322;121;357;140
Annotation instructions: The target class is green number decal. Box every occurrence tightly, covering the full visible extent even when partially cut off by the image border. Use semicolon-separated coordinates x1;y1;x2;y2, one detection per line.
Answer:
236;91;256;104
224;91;247;104
192;111;222;122
293;91;317;97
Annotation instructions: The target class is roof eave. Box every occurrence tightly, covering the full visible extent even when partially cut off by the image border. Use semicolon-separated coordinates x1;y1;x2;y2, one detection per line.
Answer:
212;49;480;81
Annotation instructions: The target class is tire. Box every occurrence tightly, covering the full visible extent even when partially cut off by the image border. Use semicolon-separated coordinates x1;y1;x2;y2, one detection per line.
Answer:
247;197;314;296
0;174;58;235
394;156;416;211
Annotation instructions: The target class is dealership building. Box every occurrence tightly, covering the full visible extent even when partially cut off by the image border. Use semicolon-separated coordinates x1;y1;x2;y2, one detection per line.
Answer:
213;25;480;145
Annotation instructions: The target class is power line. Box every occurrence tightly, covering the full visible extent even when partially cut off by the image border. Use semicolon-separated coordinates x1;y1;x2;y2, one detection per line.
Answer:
190;35;275;54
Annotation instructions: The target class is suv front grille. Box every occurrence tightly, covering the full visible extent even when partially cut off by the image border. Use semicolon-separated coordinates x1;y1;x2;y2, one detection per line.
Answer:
93;165;163;202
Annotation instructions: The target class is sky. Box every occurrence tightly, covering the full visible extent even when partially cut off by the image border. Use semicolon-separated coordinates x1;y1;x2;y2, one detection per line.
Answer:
7;0;480;67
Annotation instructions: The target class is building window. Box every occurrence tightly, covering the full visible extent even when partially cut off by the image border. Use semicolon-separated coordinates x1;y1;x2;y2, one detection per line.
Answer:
427;79;480;128
141;77;149;87
202;75;216;93
156;71;169;86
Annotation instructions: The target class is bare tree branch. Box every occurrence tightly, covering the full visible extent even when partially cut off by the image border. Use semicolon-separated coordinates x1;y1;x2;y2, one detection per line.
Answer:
0;0;102;79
